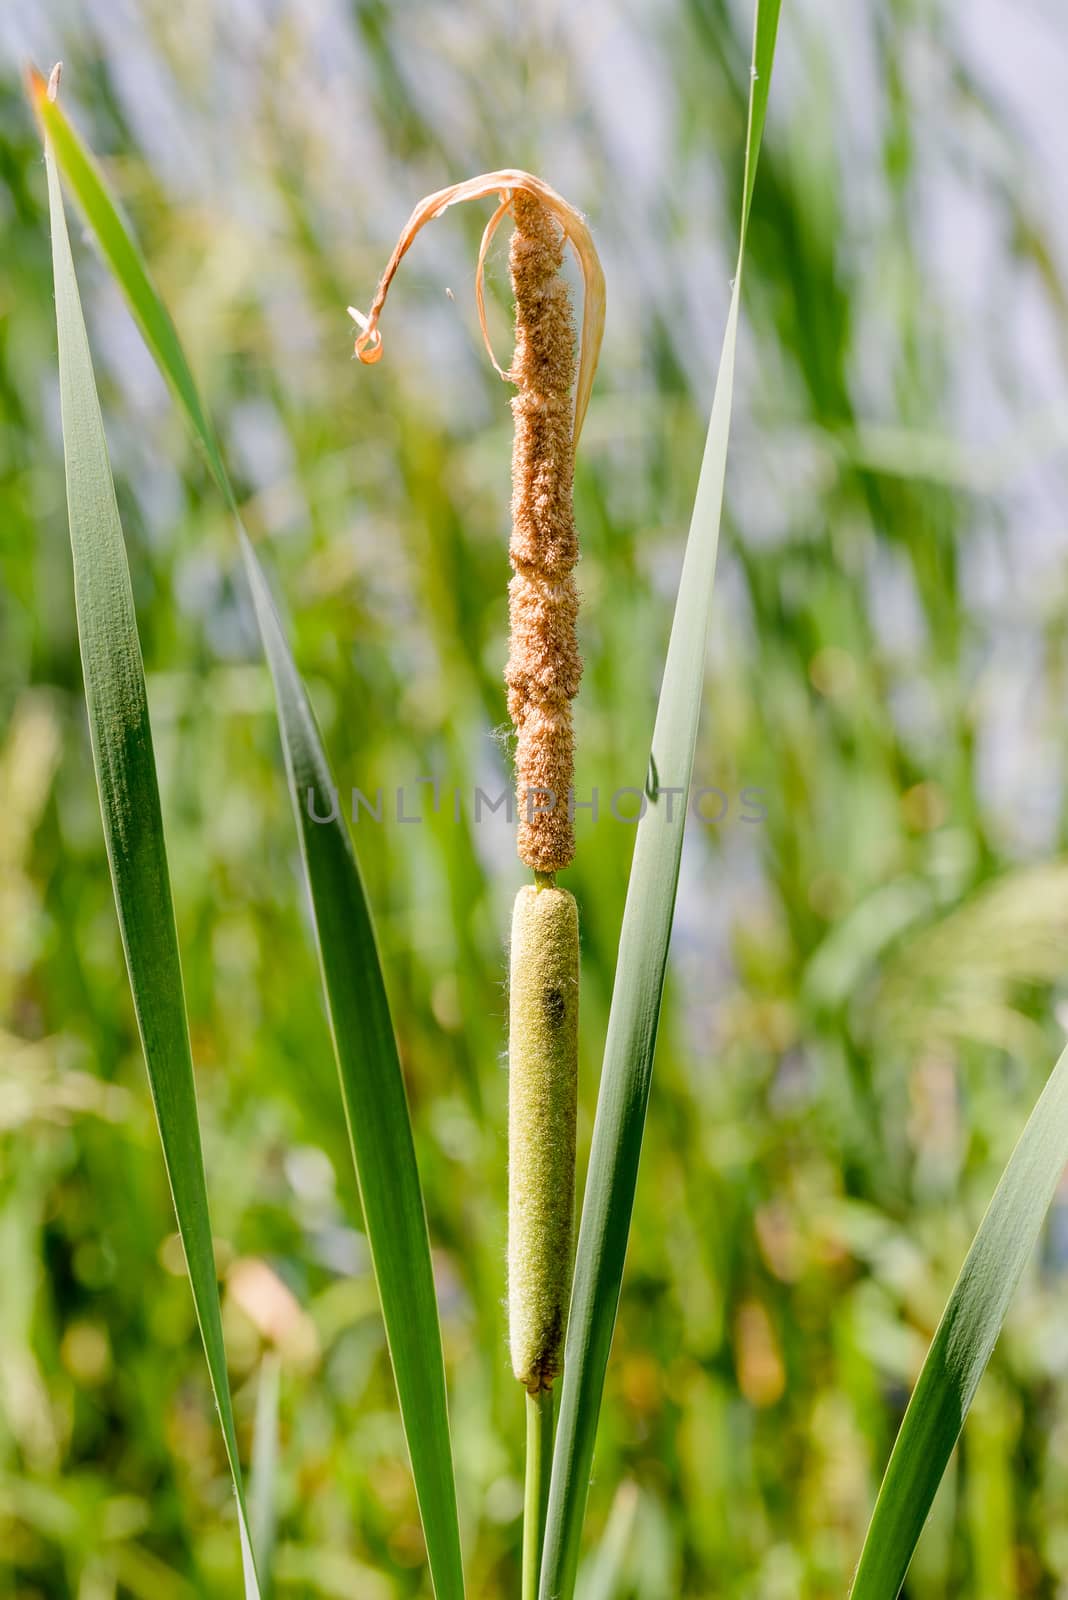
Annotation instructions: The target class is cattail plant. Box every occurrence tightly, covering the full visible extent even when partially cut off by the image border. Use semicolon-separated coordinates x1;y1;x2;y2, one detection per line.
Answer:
37;24;1068;1600
350;172;603;1599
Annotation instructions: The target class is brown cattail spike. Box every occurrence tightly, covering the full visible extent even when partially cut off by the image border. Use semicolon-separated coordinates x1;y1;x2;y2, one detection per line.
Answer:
506;192;582;873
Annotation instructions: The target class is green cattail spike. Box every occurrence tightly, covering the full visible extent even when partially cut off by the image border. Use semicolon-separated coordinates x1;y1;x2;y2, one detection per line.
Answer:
508;881;579;1392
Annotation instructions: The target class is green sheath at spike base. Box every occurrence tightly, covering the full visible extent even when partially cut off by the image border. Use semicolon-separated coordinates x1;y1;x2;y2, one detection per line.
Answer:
509;883;579;1391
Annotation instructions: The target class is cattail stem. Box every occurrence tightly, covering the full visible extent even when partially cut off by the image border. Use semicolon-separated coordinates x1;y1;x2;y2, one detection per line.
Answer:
508;883;579;1391
523;1386;554;1600
347;169;600;1598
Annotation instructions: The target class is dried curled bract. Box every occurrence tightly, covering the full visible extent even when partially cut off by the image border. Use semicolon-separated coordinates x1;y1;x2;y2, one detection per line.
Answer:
348;169;604;452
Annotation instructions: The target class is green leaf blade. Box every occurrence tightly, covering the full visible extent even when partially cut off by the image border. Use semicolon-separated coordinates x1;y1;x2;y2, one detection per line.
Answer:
538;8;781;1598
250;1354;281;1597
44;134;260;1600
31;69;224;491
850;1043;1068;1600
35;76;465;1600
241;537;465;1599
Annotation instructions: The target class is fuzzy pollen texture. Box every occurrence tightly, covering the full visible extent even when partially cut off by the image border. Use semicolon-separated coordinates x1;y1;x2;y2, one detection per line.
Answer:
508;883;579;1391
506;190;582;873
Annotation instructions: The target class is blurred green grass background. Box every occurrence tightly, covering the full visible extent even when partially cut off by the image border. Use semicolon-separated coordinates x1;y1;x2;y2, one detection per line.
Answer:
5;1;1068;1595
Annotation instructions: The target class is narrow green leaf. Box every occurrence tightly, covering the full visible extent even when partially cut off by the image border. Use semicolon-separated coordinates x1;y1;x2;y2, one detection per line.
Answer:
577;1482;639;1600
250;1354;281;1596
32;72;464;1600
240;530;464;1597
850;1043;1068;1599
742;0;782;234
30;70;225;494
43;133;260;1600
539;8;781;1598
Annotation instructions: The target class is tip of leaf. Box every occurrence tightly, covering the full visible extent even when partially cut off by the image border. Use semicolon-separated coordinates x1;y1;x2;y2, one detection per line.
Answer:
25;61;60;123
